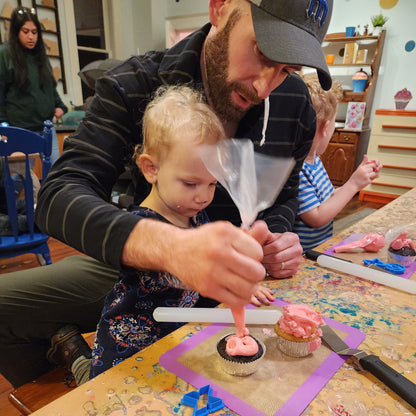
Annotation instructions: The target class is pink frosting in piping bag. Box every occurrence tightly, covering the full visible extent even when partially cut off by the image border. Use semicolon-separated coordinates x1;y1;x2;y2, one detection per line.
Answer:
226;306;259;356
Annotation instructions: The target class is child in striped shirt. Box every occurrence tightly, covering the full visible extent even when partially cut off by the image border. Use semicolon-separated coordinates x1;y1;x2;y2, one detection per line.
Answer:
294;74;382;251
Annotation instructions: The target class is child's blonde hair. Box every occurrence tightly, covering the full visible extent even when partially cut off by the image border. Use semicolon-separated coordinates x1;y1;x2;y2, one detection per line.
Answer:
303;73;343;123
135;85;225;164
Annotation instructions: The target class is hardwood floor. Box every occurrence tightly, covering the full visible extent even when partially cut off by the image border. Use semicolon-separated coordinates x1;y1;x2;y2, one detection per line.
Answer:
0;195;384;415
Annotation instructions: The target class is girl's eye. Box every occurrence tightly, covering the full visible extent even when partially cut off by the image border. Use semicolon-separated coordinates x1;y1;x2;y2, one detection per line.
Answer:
184;182;196;187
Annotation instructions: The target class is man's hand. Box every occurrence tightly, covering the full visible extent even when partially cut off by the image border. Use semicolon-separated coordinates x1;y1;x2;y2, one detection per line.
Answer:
260;228;303;278
121;219;267;307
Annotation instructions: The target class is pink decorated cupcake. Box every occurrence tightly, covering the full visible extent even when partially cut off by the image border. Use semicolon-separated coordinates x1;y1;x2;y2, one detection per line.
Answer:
274;304;323;357
217;333;265;376
388;230;416;267
394;88;412;110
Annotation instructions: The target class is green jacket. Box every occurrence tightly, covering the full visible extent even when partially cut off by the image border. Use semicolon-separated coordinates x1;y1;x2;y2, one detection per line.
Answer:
0;42;67;131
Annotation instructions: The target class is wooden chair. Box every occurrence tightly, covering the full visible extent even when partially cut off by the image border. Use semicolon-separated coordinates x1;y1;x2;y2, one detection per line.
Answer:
0;121;53;265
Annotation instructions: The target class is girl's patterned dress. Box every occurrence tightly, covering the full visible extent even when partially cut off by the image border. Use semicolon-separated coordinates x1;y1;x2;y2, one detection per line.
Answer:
90;206;209;378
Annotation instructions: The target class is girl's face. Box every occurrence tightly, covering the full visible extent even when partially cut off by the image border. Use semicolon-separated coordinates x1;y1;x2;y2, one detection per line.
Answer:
18;21;38;50
151;136;218;226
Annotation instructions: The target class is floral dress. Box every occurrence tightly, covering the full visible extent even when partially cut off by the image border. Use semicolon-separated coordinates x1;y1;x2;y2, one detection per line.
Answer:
90;207;209;378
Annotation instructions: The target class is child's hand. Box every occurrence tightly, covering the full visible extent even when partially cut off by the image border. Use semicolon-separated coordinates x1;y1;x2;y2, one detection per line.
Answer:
349;155;382;191
251;285;275;306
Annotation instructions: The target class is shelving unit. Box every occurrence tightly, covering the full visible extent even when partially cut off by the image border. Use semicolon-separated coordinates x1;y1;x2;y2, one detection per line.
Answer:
319;30;386;186
0;0;66;93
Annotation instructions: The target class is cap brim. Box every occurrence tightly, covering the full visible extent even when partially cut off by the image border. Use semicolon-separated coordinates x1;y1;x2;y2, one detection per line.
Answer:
251;4;332;90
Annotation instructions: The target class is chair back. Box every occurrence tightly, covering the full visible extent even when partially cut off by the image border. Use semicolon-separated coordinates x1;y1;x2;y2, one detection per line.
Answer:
0;120;53;265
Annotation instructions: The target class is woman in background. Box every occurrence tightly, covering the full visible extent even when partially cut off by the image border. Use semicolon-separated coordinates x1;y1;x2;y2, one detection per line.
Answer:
0;6;67;165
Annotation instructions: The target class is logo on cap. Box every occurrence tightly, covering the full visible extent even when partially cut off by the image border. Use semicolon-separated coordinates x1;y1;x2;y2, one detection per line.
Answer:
306;0;328;26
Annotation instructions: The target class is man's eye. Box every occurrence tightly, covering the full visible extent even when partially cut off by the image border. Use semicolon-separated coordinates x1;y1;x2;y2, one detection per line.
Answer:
184;182;196;187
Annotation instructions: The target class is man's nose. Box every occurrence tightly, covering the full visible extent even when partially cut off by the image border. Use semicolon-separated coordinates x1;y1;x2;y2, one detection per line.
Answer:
252;65;289;100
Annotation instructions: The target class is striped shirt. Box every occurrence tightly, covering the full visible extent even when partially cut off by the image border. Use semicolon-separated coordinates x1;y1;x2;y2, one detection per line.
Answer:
294;156;334;251
35;23;316;269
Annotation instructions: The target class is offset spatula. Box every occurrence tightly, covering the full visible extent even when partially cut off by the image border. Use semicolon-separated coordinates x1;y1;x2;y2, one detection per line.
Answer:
321;324;416;408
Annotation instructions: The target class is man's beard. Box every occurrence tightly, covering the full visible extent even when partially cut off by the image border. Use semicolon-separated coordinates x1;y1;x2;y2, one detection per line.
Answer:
204;10;261;124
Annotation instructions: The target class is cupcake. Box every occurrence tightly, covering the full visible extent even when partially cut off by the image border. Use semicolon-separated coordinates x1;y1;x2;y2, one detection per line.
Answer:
352;69;369;92
274;304;323;358
387;230;416;267
394;88;412;110
216;333;265;376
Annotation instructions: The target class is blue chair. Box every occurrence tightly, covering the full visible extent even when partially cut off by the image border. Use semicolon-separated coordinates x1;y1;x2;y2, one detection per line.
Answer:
0;120;53;265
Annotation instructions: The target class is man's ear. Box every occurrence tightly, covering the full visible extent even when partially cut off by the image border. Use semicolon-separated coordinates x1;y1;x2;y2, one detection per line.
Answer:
209;0;230;27
138;154;158;184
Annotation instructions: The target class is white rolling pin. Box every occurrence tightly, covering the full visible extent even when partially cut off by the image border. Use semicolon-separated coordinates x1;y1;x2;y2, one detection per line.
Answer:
317;255;416;295
153;307;281;324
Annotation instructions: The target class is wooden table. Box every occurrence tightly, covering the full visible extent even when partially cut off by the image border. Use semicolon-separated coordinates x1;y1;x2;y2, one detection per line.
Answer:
32;189;416;416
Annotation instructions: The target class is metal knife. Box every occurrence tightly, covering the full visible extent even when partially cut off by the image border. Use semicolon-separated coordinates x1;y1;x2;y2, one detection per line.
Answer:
321;324;416;408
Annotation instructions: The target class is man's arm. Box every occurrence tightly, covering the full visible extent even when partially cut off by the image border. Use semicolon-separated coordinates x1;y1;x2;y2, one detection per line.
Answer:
122;219;268;306
36;58;148;268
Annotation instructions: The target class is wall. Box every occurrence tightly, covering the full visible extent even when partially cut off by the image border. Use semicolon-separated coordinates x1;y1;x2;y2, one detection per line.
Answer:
1;0;414;115
327;0;415;111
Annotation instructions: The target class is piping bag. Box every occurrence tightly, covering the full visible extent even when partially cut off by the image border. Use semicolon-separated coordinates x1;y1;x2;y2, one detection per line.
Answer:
201;139;294;331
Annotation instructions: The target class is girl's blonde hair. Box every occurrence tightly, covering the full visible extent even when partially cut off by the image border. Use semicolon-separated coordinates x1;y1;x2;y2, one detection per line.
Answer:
135;85;225;164
302;73;343;123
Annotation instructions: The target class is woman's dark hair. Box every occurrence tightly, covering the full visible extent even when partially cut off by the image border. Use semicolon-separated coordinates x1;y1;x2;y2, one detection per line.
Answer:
9;7;50;91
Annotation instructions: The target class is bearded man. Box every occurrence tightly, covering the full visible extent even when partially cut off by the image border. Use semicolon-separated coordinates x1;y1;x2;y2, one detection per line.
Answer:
0;0;333;387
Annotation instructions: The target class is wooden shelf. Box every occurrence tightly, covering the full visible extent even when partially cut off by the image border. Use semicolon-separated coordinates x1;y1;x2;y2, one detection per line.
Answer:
320;30;386;185
324;34;379;42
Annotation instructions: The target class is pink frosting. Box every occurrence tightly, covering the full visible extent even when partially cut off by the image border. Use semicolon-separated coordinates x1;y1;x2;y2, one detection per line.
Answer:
394;88;412;100
334;232;385;253
226;335;259;356
390;231;415;250
226;306;259;356
278;304;323;339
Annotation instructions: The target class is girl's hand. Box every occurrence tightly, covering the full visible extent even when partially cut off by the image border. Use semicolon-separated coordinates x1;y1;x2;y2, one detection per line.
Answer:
251;284;274;306
54;108;64;119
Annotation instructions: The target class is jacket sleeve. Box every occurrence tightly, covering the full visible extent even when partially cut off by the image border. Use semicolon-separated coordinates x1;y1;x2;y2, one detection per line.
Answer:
35;59;154;268
54;87;68;113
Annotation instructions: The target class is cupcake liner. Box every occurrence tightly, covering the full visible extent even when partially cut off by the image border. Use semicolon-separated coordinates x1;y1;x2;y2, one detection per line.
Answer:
395;99;410;110
276;334;313;357
217;334;266;376
388;250;416;267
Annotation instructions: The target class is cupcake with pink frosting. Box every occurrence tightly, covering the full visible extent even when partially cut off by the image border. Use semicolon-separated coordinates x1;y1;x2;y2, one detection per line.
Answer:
216;333;265;376
394;88;412;110
274;304;323;357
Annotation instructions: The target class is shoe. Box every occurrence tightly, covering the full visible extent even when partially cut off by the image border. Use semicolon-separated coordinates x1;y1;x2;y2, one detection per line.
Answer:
47;325;92;371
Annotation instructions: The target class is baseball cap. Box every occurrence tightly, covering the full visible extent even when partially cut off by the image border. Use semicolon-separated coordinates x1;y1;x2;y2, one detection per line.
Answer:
248;0;333;90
